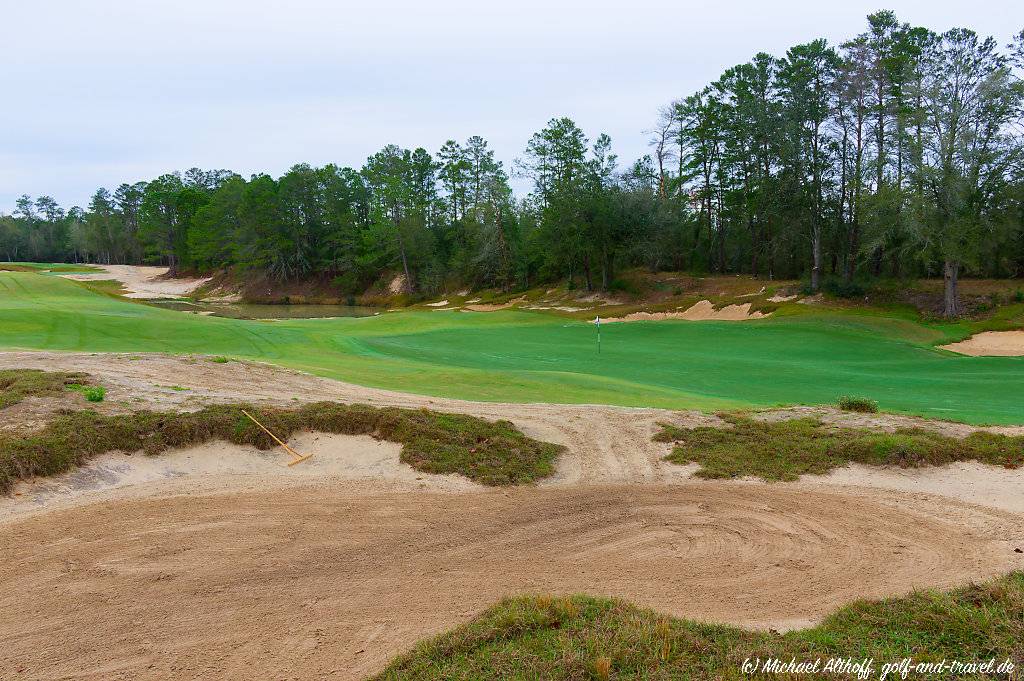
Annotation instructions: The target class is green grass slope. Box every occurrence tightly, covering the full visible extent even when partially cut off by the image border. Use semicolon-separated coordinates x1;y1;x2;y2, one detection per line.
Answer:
374;573;1024;680
2;271;1023;424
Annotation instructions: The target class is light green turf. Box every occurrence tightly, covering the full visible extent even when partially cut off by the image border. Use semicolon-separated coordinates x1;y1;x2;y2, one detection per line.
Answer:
2;271;1023;424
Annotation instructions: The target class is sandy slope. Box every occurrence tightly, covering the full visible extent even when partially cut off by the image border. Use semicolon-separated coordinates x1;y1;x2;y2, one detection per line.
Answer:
1;351;1023;680
57;264;212;299
941;330;1024;356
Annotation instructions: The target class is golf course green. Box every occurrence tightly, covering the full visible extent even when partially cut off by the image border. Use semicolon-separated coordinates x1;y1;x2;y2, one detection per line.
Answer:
2;270;1022;424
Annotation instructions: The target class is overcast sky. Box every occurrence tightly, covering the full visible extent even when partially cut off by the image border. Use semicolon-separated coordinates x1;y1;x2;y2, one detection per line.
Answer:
3;0;1022;211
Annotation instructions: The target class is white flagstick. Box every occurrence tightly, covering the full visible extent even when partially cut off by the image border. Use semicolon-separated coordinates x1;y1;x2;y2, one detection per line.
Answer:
596;315;601;354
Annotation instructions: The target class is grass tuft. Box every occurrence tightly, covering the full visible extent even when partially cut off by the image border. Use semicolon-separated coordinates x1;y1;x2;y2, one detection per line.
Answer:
373;572;1024;680
0;369;90;409
68;384;106;402
0;401;563;494
837;395;879;413
655;415;1024;481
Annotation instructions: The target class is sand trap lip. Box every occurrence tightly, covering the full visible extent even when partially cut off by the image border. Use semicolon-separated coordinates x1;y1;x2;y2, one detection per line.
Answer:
1;482;1019;680
1;432;477;521
940;330;1024;356
597;300;770;323
58;264;212;299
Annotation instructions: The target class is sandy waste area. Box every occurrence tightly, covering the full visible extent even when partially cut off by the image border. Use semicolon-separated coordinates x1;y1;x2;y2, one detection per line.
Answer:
1;351;1022;680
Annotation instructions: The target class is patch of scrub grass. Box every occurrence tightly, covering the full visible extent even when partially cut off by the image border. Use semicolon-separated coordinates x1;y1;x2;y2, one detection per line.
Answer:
655;415;1024;481
0;369;89;409
837;395;878;413
0;402;563;494
67;384;106;402
374;572;1024;680
209;356;230;363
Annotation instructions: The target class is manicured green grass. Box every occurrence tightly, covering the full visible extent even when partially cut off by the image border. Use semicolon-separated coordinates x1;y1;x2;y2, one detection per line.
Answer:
0;400;562;493
374;572;1024;680
1;271;1023;424
656;415;1024;481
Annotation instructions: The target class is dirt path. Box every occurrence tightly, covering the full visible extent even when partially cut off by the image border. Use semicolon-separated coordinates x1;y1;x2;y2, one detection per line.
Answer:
2;351;1024;679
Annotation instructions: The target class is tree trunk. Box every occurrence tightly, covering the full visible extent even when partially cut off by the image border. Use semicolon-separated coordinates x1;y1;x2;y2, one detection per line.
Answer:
810;230;822;293
943;260;961;319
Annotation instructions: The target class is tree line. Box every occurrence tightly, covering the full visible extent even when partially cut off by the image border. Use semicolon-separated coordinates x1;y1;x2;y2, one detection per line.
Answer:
2;12;1022;316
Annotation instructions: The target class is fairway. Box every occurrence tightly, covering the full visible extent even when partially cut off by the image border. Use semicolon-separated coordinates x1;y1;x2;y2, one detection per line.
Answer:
2;270;1022;424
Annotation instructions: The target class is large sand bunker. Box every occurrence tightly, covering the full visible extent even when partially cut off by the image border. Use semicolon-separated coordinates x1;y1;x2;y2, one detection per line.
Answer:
2;351;1023;679
940;330;1024;356
599;300;770;323
58;264;211;299
1;483;1020;680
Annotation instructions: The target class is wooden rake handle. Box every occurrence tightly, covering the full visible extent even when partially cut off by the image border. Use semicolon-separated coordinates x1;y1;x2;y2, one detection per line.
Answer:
240;409;311;465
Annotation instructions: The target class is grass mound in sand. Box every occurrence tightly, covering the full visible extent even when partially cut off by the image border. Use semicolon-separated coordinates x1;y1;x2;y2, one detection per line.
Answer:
655;415;1024;481
0;369;90;409
375;572;1024;680
0;402;563;493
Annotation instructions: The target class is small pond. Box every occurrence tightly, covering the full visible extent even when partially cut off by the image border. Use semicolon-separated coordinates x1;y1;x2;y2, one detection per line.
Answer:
149;300;380;320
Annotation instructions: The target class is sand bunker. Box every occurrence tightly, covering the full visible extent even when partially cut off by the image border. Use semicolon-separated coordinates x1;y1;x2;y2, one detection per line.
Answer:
425;299;450;307
1;351;1023;679
599;300;770;323
462;296;526;312
1;483;1019;680
940;330;1024;357
768;293;798;303
58;264;211;299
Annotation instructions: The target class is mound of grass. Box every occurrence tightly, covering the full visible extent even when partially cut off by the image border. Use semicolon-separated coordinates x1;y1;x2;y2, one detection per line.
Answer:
655;415;1024;481
0;369;90;409
837;395;879;413
375;572;1024;680
0;401;563;494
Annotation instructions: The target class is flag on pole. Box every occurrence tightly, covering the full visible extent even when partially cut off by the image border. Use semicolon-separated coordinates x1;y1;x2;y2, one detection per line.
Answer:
596;315;601;354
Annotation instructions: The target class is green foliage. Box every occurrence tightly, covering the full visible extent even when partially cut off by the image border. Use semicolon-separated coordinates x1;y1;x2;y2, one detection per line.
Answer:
824;278;867;299
209;356;229;363
374;572;1024;680
0;369;88;409
837;395;878;412
68;384;106;402
0;401;563;494
656;415;1024;481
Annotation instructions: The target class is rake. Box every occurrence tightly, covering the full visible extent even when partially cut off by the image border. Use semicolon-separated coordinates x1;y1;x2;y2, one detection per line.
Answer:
240;409;313;466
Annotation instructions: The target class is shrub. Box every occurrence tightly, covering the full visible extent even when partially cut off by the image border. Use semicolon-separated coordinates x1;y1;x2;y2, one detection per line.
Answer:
837;395;878;413
68;384;105;402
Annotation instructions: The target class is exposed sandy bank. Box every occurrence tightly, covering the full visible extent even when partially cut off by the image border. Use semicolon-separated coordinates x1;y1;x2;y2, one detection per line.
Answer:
58;264;212;299
940;330;1024;356
598;300;770;323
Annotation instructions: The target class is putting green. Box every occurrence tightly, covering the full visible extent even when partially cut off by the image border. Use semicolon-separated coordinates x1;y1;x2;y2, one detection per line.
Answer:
1;271;1022;424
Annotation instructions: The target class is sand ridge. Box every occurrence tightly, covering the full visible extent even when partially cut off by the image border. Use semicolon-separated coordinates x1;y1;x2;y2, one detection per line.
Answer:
598;300;770;323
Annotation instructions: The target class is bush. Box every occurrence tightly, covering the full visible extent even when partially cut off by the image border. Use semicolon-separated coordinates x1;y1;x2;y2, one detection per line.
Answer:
608;278;640;295
1014;289;1024;303
824;278;866;299
837;395;878;413
68;384;105;402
